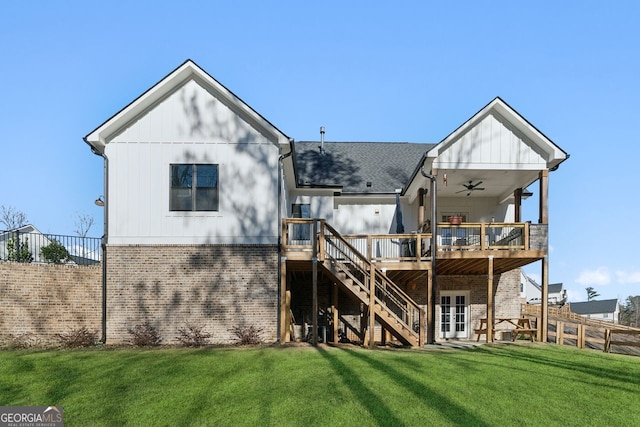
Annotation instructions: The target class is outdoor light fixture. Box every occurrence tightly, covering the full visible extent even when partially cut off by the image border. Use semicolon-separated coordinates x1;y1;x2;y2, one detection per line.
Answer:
522;189;533;200
94;196;105;207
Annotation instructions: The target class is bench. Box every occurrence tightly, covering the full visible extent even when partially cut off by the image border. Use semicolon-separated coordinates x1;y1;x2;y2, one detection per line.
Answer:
512;328;537;342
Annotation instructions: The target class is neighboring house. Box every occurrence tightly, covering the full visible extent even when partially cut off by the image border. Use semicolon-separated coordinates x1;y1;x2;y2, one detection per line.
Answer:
84;59;568;346
0;225;54;264
570;299;620;323
521;271;566;305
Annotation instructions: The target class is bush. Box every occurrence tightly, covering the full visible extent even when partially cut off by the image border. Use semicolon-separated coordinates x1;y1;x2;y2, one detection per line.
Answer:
3;333;40;349
41;240;71;264
7;237;33;263
56;327;98;348
176;324;212;347
127;323;162;347
229;325;264;345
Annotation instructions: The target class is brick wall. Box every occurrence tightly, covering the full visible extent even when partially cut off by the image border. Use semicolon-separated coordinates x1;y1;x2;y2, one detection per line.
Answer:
0;262;102;346
106;244;279;344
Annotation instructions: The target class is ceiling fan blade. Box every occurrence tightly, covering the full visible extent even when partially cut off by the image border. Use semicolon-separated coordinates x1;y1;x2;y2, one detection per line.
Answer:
475;187;485;191
455;189;467;193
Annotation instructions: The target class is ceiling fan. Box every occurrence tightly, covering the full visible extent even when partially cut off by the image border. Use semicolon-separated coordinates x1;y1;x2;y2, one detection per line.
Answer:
456;180;485;196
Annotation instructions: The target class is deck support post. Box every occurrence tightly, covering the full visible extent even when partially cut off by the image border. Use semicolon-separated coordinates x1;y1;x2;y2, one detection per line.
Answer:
426;270;434;344
332;284;339;344
368;263;376;349
487;255;494;343
312;220;318;347
541;254;549;343
279;256;288;344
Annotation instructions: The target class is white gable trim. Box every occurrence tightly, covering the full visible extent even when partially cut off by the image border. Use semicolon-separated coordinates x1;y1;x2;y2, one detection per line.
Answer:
85;60;290;151
427;98;567;170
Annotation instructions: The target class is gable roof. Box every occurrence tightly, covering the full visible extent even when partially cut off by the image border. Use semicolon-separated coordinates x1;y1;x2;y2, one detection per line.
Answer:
548;283;563;294
427;97;568;170
84;59;290;152
570;299;619;315
293;141;433;194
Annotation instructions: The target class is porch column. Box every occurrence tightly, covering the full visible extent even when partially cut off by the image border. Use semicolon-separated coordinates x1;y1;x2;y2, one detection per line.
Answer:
418;188;425;226
514;188;522;222
539;170;549;224
487;255;494;343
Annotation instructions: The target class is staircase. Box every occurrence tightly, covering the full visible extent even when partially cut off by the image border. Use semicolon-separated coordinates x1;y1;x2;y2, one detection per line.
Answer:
319;222;424;347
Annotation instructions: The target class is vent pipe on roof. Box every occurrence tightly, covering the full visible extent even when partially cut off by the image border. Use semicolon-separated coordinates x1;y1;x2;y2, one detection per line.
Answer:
319;126;325;155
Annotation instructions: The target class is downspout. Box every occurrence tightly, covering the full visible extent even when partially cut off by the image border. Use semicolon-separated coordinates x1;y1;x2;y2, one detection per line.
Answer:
90;145;108;344
277;141;294;342
420;164;437;345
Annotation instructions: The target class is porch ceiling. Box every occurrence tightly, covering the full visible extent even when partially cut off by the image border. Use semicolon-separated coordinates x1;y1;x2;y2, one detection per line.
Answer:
433;169;540;200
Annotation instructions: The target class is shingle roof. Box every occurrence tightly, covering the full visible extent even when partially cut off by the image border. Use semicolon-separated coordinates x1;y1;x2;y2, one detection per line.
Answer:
293;141;433;194
548;283;563;294
570;299;618;315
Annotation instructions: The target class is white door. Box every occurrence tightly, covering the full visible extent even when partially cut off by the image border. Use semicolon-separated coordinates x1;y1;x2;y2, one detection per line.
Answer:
440;292;469;339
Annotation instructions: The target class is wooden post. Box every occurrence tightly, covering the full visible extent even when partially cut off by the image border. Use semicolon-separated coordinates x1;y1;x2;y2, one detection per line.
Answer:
557;321;564;345
368;263;376;349
487;256;494;343
332;284;339;344
514;188;522;223
426;270;434;344
284;290;292;342
279;256;288;344
312;220;318;347
418;188;425;227
541;255;549;343
539;170;549;225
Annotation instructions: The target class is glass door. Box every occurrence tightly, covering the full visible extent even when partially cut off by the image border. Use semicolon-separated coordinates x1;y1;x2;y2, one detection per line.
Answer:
440;292;469;339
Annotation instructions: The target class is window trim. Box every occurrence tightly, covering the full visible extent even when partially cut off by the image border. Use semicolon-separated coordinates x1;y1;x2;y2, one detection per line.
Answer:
170;163;219;212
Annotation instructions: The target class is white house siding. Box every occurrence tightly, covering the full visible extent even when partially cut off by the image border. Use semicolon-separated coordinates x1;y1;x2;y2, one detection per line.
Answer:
435;112;548;170
105;79;280;245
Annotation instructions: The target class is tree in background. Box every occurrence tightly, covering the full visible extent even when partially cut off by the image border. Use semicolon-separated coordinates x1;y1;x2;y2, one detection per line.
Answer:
586;287;600;301
74;212;94;238
619;296;640;327
0;205;28;230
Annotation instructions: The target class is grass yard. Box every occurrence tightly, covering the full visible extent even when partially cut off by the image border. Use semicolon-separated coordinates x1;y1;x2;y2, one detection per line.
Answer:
1;343;639;426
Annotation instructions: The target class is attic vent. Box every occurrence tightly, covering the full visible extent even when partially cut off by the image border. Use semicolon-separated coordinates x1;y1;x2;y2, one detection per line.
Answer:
366;181;372;188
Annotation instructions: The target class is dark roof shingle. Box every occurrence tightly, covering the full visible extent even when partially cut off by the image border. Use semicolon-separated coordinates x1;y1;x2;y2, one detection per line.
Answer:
294;141;433;193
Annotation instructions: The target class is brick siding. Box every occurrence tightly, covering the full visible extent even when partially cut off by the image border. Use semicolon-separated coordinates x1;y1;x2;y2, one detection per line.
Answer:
106;244;279;344
0;262;101;346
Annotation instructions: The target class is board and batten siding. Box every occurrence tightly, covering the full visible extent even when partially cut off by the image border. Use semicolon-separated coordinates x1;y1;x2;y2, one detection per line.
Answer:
105;79;280;245
435;111;548;170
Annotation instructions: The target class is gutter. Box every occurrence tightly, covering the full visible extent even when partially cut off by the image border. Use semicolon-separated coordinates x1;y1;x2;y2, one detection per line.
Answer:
87;141;108;344
420;163;437;345
276;139;294;342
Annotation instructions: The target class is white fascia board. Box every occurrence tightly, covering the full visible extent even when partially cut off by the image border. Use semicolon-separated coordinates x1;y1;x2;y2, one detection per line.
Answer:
85;60;290;151
427;98;567;169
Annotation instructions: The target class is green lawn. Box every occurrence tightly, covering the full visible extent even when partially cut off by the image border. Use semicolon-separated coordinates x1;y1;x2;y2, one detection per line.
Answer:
1;343;639;426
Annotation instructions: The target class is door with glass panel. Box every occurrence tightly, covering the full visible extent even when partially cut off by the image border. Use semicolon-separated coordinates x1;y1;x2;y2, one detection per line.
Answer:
440;292;469;339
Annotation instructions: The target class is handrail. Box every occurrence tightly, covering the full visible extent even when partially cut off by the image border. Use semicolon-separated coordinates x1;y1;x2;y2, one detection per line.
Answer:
321;221;422;341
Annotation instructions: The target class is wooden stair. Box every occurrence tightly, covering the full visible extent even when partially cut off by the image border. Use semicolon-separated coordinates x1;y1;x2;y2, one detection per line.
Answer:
319;223;424;347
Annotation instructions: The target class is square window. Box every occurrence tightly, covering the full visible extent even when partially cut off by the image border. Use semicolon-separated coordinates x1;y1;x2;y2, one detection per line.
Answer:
170;164;218;211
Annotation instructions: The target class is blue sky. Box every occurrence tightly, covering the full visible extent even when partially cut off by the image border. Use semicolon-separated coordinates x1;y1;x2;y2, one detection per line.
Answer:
1;1;639;303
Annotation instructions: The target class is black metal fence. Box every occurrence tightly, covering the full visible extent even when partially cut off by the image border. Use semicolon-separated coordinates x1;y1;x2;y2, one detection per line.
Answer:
0;229;101;266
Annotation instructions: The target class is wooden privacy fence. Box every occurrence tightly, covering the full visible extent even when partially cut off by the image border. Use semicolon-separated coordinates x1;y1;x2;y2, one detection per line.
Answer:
522;305;640;356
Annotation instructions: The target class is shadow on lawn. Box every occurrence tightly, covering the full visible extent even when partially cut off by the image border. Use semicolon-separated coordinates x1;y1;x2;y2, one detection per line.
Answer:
471;345;640;392
317;346;490;426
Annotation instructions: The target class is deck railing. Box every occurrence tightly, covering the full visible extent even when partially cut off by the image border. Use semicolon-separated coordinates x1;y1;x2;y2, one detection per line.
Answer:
283;219;531;261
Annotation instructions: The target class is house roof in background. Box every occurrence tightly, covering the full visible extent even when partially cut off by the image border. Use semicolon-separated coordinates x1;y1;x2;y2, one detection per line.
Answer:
570;299;618;315
548;283;563;294
293;141;433;194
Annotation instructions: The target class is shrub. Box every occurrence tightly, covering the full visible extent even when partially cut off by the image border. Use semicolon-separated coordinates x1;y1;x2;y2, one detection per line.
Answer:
127;323;162;347
7;237;33;263
3;333;39;349
41;240;71;264
176;324;212;347
56;327;98;348
229;325;264;345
